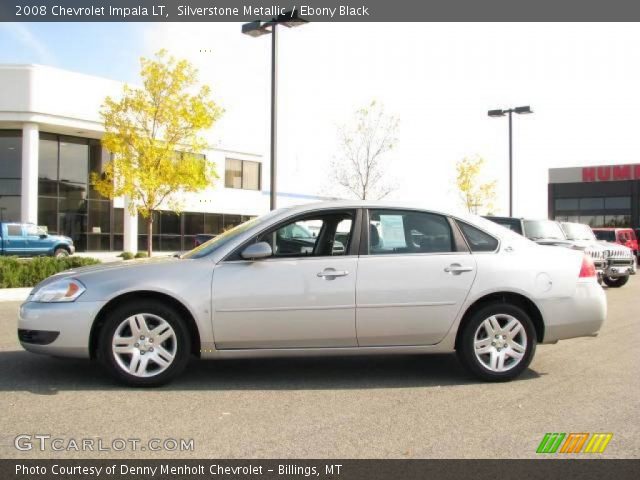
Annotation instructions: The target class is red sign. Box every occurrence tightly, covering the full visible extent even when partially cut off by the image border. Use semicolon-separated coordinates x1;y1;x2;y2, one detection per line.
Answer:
582;164;640;182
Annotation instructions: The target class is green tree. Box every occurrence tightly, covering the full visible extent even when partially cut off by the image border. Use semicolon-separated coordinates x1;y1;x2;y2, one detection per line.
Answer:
455;156;497;214
92;50;222;256
331;100;399;200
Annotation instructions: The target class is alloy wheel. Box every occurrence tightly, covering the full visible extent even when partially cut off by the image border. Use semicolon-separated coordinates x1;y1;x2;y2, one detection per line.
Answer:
111;313;177;378
473;314;527;373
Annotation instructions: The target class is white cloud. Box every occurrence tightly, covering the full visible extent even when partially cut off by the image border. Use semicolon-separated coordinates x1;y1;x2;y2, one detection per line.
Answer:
142;22;640;217
0;23;56;65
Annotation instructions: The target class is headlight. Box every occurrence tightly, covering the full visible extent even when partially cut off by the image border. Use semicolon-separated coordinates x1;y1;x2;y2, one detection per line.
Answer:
31;278;86;303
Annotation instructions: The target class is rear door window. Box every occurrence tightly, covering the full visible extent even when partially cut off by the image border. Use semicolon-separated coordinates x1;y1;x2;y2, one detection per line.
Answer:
367;210;453;255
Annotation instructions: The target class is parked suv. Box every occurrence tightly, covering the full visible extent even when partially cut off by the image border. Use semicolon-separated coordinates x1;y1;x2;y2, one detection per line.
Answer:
560;222;635;288
0;222;75;257
592;228;638;257
484;217;634;287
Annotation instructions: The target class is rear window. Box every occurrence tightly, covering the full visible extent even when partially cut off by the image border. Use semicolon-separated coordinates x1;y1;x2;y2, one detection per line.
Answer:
457;221;499;252
484;217;523;235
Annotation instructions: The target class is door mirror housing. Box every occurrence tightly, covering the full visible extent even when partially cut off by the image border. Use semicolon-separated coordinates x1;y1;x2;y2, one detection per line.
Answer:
241;242;273;260
39;234;48;239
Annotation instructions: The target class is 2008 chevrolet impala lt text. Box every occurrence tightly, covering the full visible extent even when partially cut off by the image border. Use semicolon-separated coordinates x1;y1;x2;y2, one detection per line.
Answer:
17;201;607;386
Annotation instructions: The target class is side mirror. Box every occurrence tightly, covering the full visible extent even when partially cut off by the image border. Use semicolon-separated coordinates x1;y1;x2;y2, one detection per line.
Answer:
39;234;48;239
241;242;272;260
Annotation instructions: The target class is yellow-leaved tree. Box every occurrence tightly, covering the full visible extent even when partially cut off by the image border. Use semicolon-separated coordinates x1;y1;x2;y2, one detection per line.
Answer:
92;50;222;256
455;156;497;214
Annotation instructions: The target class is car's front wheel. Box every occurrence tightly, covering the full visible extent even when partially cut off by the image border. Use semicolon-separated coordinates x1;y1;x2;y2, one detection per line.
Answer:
603;275;629;288
457;303;536;382
98;301;191;387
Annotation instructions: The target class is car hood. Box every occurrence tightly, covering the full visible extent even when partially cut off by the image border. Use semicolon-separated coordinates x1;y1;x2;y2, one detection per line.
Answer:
34;256;182;288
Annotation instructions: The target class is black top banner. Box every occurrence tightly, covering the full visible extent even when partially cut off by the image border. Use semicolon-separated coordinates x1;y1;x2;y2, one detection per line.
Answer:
3;0;640;22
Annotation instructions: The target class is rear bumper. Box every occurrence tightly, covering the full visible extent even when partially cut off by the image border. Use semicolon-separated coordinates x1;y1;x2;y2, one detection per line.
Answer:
538;280;607;344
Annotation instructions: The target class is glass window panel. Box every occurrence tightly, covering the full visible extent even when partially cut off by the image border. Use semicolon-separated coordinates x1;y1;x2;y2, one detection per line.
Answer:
37;197;58;234
88;200;111;234
6;224;22;236
0;196;20;222
225;159;242;189
604;215;631;227
457;221;499;252
138;211;159;234
89;142;110;199
59;211;87;249
554;198;579;210
579;215;605;227
184;213;204;235
0;132;22;179
160;235;182;252
369;210;453;254
242;161;260;190
579;198;604;210
113;208;124;234
604;197;631;210
87;234;110;251
59;140;89;186
0;179;21;195
223;214;242;231
113;234;123;251
160;211;181;235
38;138;58;197
204;213;222;234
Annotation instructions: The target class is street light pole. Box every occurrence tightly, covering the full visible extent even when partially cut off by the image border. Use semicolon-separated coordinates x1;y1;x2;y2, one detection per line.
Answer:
508;110;513;217
488;105;533;217
269;23;278;211
242;11;307;211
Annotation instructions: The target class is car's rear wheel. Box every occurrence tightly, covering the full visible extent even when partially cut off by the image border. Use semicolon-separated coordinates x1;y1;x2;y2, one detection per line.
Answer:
98;301;191;387
603;275;629;288
457;303;536;382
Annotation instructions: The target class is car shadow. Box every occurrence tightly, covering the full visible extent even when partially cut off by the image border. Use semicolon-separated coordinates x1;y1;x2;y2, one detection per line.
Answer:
0;350;542;394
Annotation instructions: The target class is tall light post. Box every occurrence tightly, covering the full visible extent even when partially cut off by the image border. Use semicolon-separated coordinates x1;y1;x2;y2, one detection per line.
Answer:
242;11;307;210
488;105;533;216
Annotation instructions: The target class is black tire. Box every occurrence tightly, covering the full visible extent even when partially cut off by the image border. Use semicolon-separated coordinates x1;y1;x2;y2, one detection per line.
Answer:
457;302;537;382
54;247;69;258
603;275;629;288
97;300;191;387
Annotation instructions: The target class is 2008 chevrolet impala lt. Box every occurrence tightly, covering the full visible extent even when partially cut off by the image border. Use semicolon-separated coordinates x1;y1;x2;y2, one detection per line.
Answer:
18;202;607;386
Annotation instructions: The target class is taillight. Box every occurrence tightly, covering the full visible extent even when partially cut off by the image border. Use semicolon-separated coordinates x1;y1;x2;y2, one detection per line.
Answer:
579;255;597;278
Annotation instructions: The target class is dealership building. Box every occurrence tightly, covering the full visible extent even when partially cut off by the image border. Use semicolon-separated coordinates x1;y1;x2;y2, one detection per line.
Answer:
0;64;325;252
548;164;638;228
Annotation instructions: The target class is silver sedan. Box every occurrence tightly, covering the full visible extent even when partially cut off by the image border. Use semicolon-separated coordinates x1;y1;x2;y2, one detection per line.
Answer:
18;201;607;386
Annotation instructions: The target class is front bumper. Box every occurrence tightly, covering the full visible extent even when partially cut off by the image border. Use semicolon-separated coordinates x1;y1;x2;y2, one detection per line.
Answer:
603;258;636;278
538;280;607;344
18;300;106;358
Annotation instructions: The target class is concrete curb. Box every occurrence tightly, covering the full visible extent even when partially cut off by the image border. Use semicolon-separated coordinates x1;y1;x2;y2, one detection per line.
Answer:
0;288;31;302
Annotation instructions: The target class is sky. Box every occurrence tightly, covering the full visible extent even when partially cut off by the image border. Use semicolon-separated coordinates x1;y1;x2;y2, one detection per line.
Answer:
1;22;640;217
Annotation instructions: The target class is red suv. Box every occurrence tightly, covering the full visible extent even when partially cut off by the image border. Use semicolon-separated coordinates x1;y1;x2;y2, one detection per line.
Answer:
592;228;638;257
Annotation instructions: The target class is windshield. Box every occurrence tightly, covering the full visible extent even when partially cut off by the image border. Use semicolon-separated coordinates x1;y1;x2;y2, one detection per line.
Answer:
561;222;596;241
181;209;287;259
593;230;616;242
523;220;566;240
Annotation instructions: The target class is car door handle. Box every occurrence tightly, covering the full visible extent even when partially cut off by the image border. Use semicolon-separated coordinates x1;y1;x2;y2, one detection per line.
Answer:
317;269;349;279
444;264;474;275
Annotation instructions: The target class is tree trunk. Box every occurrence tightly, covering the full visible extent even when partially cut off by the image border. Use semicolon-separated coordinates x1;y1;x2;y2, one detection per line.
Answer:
147;217;153;257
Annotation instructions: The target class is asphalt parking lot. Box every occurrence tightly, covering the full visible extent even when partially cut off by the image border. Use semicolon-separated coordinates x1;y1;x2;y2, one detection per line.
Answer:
0;280;638;459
